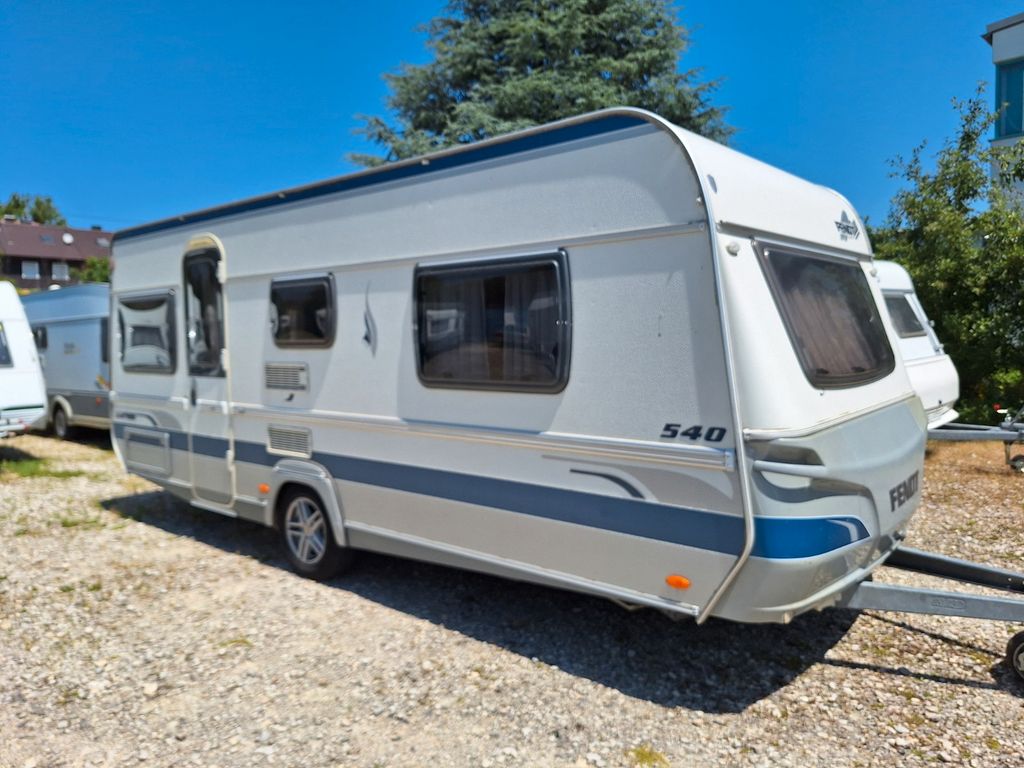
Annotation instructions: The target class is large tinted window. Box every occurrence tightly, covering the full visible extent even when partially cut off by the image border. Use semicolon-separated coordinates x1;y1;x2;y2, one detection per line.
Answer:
0;322;11;367
118;292;176;373
761;248;894;389
415;252;570;392
270;276;334;347
884;295;926;339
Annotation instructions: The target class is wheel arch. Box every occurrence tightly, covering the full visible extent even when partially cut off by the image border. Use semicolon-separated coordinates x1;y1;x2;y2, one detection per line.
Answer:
266;459;348;547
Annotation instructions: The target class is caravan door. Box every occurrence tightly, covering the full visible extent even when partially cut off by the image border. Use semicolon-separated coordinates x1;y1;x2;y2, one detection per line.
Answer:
182;245;233;505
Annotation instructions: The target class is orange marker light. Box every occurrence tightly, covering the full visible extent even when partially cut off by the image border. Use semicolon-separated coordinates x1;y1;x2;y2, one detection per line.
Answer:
665;574;691;590
258;483;270;495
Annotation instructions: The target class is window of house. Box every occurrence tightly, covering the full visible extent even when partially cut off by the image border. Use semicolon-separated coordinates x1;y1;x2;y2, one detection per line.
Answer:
270;275;335;347
21;260;40;280
0;322;12;367
759;247;894;389
997;58;1024;139
414;252;571;392
117;292;176;373
31;325;47;350
51;262;70;281
884;295;927;339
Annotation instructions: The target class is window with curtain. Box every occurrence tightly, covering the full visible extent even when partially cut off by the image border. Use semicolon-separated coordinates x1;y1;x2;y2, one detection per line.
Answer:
761;248;894;389
415;252;570;392
884;295;927;339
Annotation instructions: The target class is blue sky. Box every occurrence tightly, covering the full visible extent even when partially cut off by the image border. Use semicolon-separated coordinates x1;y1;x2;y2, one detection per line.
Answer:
0;1;1018;231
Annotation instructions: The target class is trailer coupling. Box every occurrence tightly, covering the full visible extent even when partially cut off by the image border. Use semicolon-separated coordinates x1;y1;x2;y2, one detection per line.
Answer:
837;546;1024;680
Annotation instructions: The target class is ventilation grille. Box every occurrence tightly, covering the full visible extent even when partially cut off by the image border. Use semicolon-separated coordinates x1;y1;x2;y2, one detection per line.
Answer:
264;363;308;391
267;425;312;457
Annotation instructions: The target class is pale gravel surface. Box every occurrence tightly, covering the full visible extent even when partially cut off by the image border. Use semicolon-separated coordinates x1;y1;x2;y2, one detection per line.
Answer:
1;434;1023;768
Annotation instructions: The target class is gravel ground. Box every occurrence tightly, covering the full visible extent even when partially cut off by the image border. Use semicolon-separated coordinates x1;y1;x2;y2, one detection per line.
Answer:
1;433;1023;768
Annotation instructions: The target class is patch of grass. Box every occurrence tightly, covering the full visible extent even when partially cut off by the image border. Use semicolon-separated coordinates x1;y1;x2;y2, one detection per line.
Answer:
0;457;85;480
56;686;81;706
57;514;104;531
219;636;253;649
86;581;102;592
986;737;1001;750
626;745;670;767
58;584;75;593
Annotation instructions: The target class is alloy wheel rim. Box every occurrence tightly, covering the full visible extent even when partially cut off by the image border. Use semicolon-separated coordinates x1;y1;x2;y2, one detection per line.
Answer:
284;498;327;565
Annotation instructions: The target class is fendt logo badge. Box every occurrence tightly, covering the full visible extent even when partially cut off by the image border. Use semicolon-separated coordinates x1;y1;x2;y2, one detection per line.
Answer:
889;471;919;512
835;211;860;241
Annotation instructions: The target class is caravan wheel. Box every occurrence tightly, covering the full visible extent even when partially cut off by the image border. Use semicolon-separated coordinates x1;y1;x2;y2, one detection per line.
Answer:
52;405;73;440
1009;455;1024;474
278;487;352;581
1007;630;1024;682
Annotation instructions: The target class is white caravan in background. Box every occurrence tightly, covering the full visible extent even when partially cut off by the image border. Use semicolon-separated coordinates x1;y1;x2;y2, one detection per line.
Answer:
108;107;1024;678
0;282;46;437
22;283;111;438
875;261;959;428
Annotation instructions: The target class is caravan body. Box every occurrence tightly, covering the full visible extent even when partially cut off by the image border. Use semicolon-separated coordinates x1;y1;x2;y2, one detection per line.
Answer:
875;261;959;428
21;283;112;437
110;109;926;624
0;282;46;437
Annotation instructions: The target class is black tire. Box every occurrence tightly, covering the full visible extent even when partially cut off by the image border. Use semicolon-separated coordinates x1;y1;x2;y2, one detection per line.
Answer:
1006;630;1024;682
1010;455;1024;474
52;405;73;440
277;487;351;581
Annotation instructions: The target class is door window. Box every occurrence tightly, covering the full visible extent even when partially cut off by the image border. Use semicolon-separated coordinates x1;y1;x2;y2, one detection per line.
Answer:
183;250;225;376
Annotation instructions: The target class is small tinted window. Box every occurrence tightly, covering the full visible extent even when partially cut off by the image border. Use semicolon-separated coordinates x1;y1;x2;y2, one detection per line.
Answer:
118;292;176;373
100;317;109;364
32;325;47;350
0;322;11;367
884;295;927;338
415;252;570;392
270;276;334;347
761;248;894;389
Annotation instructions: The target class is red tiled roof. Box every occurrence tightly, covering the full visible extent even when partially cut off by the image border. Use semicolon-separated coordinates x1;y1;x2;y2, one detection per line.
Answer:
0;219;112;263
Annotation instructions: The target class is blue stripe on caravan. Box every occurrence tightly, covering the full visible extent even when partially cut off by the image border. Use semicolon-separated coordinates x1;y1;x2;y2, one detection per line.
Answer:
114;115;650;242
114;423;870;559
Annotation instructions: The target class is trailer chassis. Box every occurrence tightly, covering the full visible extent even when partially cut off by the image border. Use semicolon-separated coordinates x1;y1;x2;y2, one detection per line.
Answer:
928;404;1024;472
839;546;1024;679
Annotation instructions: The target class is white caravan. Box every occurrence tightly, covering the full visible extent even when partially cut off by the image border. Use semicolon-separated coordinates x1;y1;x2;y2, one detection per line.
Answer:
0;282;46;437
22;283;111;438
875;261;959;428
111;108;931;626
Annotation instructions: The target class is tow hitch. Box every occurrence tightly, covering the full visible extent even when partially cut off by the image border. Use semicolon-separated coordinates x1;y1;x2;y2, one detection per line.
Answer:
839;546;1024;680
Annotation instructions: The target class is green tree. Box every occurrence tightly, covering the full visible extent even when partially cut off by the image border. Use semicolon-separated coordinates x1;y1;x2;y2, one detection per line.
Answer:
1;193;66;225
72;255;111;284
872;89;1024;423
352;0;730;165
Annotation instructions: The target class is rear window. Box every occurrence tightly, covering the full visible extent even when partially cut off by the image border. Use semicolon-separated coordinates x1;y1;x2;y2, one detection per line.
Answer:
884;295;927;338
0;322;11;367
760;247;894;389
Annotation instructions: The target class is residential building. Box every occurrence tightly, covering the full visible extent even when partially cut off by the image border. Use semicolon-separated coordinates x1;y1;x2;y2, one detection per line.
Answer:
0;217;111;291
985;13;1024;149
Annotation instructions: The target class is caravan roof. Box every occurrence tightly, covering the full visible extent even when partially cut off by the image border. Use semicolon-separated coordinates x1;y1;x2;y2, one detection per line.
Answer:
21;283;110;323
115;109;869;260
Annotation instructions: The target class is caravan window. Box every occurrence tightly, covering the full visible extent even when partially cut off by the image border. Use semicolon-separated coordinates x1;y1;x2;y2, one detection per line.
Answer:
31;325;47;350
414;252;571;392
0;322;11;367
184;251;225;376
117;292;176;373
270;276;335;347
760;247;894;389
884;295;927;339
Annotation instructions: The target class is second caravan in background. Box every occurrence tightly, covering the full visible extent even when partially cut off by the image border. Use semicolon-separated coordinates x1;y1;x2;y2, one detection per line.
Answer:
874;261;959;429
21;283;111;438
